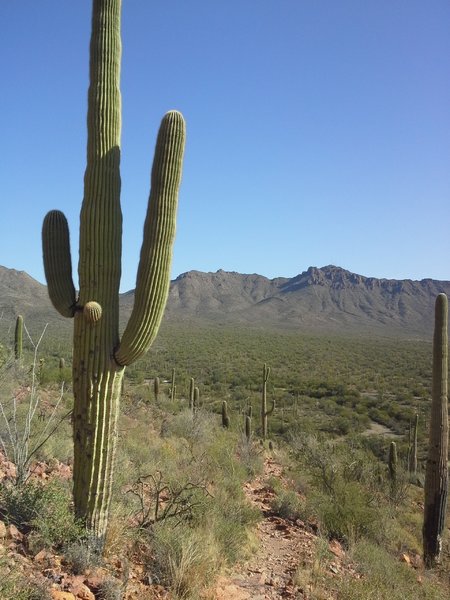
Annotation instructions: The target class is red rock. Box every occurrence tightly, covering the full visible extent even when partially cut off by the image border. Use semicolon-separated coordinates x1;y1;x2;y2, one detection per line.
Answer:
34;549;53;563
7;524;23;541
329;539;345;559
70;582;95;600
51;592;76;600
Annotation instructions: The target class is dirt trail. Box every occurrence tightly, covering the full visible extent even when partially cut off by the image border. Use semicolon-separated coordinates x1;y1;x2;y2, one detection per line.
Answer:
214;456;320;599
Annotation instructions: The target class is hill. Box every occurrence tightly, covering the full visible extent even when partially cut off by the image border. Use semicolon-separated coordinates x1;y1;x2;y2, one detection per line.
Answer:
1;264;449;338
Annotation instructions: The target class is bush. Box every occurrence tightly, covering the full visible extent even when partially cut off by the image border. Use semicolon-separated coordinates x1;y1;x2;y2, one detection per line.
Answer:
0;479;83;550
270;489;308;522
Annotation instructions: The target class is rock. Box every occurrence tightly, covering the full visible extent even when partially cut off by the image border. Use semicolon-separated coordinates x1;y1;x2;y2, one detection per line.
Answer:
34;549;53;563
51;592;76;600
329;539;345;559
0;520;7;538
7;524;23;542
70;582;95;600
400;553;411;565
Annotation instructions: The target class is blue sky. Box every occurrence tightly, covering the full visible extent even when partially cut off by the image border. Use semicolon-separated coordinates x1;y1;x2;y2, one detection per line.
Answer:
1;1;449;292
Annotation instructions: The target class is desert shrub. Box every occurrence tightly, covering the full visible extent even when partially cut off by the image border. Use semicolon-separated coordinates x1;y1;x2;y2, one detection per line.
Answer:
0;479;82;549
97;577;124;600
337;539;448;599
310;479;384;546
64;538;102;574
0;559;51;600
270;488;308;522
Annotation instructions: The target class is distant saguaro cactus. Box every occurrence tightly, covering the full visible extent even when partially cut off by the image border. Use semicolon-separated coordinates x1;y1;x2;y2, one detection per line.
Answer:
194;386;200;411
170;368;176;401
423;293;448;568
408;413;418;477
261;363;274;439
222;400;230;428
14;315;23;360
245;415;252;441
154;377;160;402
189;377;195;410
41;0;185;547
388;441;397;484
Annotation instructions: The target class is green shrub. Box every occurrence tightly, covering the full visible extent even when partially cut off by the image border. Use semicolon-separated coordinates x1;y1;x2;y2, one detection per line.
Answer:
0;479;83;550
270;489;308;522
337;539;448;599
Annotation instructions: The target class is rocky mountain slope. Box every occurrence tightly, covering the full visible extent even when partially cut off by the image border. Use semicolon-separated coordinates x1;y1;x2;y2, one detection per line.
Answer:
1;265;449;338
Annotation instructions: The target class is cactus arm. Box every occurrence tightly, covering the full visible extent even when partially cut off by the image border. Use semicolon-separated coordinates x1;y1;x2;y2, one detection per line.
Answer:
42;210;76;318
115;111;185;366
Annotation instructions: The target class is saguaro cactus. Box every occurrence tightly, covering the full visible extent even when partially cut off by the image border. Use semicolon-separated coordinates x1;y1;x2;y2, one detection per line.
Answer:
423;293;449;568
194;386;200;411
261;363;274;439
153;377;160;402
41;0;185;546
388;441;397;484
245;415;252;441
14;315;23;360
170;368;176;401
222;400;230;428
189;377;195;410
408;413;418;477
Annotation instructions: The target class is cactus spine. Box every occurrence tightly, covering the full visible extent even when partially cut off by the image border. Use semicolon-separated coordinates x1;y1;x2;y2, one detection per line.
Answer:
41;0;185;546
222;400;230;428
423;293;448;568
14;315;23;360
261;363;274;439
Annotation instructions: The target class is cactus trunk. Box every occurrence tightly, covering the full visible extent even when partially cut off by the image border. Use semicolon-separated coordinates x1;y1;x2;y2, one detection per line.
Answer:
42;0;185;547
423;293;449;568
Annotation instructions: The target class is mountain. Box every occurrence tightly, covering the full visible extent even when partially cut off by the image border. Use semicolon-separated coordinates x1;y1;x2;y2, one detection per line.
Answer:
1;265;449;338
163;266;449;336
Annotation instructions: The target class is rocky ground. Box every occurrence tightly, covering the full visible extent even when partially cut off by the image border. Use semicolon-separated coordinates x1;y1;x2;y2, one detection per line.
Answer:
214;456;359;599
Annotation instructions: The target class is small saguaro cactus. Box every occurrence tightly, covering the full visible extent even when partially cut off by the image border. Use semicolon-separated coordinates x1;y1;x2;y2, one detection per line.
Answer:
222;400;230;428
423;293;449;568
245;415;252;441
170;368;176;402
194;386;200;411
14;315;23;360
261;363;275;439
154;377;160;402
41;0;185;547
408;413;419;477
189;377;195;410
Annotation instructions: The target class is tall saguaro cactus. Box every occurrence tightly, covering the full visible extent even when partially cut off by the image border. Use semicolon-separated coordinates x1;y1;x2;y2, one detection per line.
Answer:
42;0;185;546
261;363;274;439
423;293;449;568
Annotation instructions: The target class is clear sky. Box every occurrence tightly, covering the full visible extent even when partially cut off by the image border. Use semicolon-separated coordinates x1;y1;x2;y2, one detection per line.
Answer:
1;1;449;292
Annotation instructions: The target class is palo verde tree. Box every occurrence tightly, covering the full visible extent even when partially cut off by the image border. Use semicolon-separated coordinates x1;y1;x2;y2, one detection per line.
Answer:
42;0;185;548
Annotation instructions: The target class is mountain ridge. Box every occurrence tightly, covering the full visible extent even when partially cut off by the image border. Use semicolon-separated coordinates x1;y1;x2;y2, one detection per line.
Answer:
1;264;449;338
